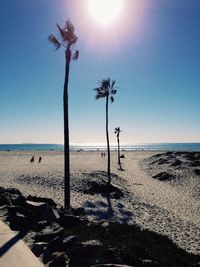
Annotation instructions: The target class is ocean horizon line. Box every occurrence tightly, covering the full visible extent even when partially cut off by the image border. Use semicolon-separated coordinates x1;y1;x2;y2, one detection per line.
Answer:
0;143;200;152
1;142;200;146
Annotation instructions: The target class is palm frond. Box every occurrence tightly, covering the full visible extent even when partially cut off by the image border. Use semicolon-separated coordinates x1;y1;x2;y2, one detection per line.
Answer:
72;35;78;45
95;94;106;100
56;24;66;40
111;80;116;88
63;20;78;45
101;78;110;89
116;127;122;133
93;78;117;102
115;127;122;136
72;50;79;61
111;89;117;95
94;87;107;100
93;88;102;94
64;20;75;33
48;34;61;50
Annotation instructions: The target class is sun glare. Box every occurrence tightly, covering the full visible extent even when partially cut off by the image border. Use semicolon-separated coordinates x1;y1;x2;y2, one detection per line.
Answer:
88;0;123;25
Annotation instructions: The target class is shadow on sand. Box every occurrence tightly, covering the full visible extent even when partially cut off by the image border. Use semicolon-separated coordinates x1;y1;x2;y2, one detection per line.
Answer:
83;192;134;224
0;228;29;257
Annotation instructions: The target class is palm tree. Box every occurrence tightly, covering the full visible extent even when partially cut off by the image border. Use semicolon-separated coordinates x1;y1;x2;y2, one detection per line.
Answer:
48;20;79;210
114;127;122;169
94;78;117;186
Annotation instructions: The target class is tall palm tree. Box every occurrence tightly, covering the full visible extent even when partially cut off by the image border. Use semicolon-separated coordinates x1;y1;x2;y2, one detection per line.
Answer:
94;78;117;186
114;127;122;168
48;20;79;210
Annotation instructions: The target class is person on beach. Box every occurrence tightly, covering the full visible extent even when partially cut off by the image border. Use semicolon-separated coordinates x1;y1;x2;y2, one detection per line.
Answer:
30;156;34;163
38;156;42;163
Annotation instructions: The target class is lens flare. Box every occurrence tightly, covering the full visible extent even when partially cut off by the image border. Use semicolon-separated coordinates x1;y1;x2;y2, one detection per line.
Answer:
88;0;123;25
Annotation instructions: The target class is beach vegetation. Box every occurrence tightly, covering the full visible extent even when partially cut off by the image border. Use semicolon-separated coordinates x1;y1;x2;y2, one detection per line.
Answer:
114;127;122;169
48;20;79;210
94;78;117;186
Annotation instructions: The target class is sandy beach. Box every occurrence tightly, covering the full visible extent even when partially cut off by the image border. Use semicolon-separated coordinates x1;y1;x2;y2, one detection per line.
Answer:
0;150;199;255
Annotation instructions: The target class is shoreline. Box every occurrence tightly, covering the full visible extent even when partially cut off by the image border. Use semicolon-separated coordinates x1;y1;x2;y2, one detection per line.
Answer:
1;142;200;153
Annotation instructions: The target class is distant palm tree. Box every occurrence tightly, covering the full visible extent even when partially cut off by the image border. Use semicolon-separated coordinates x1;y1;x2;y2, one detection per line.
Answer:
94;78;117;185
48;20;79;210
114;127;122;168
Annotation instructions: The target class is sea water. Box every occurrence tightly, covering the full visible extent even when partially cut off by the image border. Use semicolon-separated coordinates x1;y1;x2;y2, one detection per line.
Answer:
0;143;200;152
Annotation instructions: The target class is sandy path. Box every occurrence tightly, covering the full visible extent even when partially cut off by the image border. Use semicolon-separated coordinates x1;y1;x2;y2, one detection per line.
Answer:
0;151;199;254
120;153;200;254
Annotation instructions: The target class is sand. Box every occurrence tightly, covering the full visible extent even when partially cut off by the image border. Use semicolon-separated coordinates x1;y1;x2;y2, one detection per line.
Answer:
0;150;199;255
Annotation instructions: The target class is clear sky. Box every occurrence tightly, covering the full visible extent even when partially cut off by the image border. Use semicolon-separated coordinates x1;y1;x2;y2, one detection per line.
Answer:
0;0;200;144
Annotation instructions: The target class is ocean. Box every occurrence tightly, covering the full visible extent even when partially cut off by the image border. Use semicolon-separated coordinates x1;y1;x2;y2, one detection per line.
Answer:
0;143;200;152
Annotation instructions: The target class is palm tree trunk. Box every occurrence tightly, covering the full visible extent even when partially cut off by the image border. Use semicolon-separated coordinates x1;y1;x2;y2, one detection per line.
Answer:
106;95;111;185
63;48;71;210
117;135;121;166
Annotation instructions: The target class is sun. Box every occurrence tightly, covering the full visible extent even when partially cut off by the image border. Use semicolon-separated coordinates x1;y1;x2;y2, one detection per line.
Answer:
88;0;123;25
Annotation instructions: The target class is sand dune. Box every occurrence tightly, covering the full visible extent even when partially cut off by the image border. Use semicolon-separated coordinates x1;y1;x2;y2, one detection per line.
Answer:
0;150;199;255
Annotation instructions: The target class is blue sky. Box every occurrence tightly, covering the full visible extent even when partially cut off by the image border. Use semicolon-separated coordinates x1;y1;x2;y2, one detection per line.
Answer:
0;0;200;144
